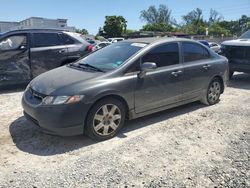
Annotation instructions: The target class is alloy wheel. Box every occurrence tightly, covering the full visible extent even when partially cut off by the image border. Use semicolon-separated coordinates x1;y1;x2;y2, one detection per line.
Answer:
93;104;121;136
208;81;221;103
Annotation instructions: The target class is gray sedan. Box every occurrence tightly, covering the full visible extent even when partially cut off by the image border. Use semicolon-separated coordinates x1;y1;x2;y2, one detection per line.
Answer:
22;37;229;141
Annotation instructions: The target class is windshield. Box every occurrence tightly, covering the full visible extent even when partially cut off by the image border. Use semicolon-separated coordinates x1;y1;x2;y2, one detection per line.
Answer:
77;42;146;72
240;30;250;39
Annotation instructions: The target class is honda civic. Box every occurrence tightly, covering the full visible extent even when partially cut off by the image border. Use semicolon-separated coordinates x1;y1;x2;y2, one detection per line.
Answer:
22;37;229;141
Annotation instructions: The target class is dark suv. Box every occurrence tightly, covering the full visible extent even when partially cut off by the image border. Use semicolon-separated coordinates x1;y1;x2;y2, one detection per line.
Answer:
221;30;250;78
0;29;92;88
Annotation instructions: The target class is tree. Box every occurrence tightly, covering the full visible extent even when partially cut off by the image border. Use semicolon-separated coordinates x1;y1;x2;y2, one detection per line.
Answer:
239;15;250;33
103;16;127;37
123;29;138;34
140;4;175;32
181;8;205;34
75;28;88;35
209;23;230;36
96;27;104;37
140;5;173;25
141;23;174;32
208;9;224;25
182;8;203;25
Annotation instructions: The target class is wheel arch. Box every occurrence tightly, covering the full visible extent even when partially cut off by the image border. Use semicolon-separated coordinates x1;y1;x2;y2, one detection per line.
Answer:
211;75;225;94
84;94;130;128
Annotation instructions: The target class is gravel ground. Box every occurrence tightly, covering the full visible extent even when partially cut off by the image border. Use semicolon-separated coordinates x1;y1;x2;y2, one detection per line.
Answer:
0;73;249;188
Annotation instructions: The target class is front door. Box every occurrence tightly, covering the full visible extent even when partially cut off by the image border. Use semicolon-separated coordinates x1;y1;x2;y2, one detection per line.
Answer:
134;42;183;113
0;34;31;87
30;32;68;78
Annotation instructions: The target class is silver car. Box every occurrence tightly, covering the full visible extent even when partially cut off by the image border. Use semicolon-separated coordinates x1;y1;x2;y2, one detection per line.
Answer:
209;42;221;53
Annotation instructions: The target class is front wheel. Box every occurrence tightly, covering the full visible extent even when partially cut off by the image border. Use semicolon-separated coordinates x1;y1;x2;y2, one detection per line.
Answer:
85;98;125;141
201;78;222;105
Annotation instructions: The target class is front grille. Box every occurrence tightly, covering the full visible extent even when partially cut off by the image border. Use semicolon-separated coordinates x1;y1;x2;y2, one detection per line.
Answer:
225;46;250;60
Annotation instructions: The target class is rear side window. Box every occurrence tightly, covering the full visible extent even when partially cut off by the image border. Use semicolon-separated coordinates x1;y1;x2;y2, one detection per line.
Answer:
0;35;27;51
60;33;76;45
32;33;62;47
142;43;179;67
182;42;210;62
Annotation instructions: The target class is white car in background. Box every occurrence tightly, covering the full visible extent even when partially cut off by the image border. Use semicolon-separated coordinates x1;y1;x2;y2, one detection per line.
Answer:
209;42;221;53
107;37;125;43
92;41;111;51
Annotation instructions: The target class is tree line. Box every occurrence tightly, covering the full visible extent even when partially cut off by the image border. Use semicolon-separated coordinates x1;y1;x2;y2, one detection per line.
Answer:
77;4;250;38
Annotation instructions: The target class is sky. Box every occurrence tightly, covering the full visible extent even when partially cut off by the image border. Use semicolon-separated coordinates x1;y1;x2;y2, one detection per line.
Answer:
1;0;250;34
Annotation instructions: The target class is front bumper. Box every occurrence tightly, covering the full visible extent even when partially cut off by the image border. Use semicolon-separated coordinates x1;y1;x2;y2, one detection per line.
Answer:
22;89;92;136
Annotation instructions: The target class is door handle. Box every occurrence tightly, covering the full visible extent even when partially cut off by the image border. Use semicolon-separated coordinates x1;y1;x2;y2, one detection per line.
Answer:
203;64;211;70
58;49;66;53
171;70;183;77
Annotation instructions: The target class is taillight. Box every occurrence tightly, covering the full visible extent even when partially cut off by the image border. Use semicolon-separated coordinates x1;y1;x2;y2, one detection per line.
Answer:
87;45;93;52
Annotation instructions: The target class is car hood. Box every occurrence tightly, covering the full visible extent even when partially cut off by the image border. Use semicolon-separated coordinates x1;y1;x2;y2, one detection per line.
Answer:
222;39;250;46
30;65;103;95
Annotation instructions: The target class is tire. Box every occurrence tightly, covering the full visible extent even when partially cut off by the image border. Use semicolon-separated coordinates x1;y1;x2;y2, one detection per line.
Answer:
201;78;222;105
229;71;234;80
85;98;125;141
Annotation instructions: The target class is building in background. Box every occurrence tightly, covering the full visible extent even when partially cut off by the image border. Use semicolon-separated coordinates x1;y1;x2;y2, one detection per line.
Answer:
0;17;75;33
0;21;19;33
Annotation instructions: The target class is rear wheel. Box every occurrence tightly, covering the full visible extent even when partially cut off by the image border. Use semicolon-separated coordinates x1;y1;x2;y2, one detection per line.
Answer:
201;78;222;105
85;98;125;141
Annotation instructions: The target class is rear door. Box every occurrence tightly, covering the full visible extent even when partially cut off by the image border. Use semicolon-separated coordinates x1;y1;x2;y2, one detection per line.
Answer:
134;42;183;113
60;32;89;60
181;42;214;101
30;32;68;77
0;33;31;86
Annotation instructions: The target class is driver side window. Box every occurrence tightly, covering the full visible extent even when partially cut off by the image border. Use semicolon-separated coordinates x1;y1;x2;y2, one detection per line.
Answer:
0;35;27;51
141;43;179;68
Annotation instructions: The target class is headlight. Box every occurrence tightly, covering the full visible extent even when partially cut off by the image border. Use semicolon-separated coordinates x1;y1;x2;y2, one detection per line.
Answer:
42;95;84;105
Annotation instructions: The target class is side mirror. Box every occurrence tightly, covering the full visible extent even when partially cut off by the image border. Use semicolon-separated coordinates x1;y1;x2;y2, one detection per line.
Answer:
138;62;157;78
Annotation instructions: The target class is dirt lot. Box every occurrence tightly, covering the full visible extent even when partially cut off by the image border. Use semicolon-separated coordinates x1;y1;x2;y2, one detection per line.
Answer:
0;73;249;188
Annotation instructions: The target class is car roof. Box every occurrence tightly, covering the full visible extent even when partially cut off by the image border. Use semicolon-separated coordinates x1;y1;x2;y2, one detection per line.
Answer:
125;37;196;44
2;29;72;35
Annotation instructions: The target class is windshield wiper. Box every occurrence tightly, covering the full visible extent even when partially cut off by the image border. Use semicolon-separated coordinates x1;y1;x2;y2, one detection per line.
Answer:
79;63;105;72
68;63;104;72
68;63;87;69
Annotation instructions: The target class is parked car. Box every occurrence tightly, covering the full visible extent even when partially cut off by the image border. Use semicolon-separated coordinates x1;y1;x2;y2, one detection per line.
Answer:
22;37;228;141
198;40;210;47
209;42;221;53
221;30;250;78
92;41;111;51
108;37;125;43
0;29;92;88
85;38;97;45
